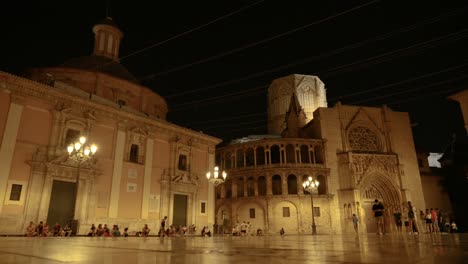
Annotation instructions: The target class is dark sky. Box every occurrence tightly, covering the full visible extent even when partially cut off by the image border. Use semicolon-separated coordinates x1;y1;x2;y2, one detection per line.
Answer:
1;0;467;151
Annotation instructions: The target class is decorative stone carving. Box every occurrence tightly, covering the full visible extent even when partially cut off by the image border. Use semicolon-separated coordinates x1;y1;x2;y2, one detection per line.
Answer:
172;173;199;185
348;126;381;153
349;154;398;186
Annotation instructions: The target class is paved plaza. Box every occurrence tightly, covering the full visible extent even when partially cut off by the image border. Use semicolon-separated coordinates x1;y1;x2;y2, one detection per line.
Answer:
0;234;466;264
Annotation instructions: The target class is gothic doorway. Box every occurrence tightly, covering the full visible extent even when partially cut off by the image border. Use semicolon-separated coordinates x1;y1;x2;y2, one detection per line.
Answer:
47;180;76;227
172;194;188;227
361;198;380;233
360;174;401;234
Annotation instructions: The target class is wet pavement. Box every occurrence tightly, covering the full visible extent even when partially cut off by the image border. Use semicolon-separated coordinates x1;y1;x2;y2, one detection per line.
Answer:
0;233;466;263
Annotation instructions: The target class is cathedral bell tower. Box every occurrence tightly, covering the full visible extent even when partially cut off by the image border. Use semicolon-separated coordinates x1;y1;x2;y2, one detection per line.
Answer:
92;17;123;62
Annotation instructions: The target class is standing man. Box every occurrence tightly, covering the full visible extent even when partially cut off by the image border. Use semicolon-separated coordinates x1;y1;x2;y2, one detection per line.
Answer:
372;199;385;235
352;214;359;233
160;216;167;237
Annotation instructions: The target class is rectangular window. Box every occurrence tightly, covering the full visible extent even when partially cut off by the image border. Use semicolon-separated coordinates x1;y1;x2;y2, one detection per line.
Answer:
249;208;255;218
9;184;22;201
178;154;187;171
313;207;321;217
129;144;139;163
65;129;80;146
201;202;206;214
283;207;290;217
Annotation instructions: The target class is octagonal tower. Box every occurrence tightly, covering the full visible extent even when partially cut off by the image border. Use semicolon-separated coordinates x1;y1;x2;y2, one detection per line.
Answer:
267;74;327;134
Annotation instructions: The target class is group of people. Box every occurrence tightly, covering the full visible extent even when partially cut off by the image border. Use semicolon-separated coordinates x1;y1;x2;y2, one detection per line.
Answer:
86;221;194;238
25;221;72;237
367;199;458;235
87;224;129;237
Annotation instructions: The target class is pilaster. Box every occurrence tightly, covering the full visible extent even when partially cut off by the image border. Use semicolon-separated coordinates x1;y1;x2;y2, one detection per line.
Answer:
108;125;126;218
0;102;24;213
141;137;154;219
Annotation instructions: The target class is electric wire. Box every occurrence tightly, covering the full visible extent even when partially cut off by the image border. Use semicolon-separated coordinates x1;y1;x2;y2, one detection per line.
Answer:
139;0;380;81
90;0;266;70
160;5;468;98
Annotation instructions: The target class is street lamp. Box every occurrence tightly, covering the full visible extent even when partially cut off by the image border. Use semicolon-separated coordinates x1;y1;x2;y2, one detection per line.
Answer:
206;166;227;186
303;176;319;235
67;136;97;234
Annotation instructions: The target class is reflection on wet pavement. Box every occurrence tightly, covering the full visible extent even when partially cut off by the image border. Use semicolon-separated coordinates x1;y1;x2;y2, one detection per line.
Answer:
0;233;466;263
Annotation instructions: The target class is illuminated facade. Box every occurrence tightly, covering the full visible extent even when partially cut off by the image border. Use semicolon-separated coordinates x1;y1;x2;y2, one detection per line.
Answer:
0;18;221;235
215;75;426;234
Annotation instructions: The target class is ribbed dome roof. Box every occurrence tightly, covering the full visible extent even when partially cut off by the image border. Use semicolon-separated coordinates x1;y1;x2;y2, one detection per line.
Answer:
61;55;139;84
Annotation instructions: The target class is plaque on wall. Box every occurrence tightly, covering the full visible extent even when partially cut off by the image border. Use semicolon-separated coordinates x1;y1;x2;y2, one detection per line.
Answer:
149;194;160;212
128;169;137;179
127;183;137;192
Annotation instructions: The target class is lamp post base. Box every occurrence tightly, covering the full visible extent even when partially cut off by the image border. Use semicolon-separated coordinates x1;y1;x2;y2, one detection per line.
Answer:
312;224;317;235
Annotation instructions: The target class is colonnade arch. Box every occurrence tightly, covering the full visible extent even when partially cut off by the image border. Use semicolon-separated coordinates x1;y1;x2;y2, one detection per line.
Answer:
218;139;325;169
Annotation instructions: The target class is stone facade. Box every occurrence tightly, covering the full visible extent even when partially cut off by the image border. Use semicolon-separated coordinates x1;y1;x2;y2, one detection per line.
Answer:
0;18;221;235
215;75;426;235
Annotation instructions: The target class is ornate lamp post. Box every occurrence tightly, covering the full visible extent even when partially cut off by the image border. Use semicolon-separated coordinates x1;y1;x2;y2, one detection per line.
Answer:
302;176;319;235
206;166;227;186
67;136;97;234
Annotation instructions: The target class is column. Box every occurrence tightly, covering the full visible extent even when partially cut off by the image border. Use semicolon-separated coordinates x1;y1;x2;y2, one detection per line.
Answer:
266;174;272;195
207;151;215;226
297;178;304;195
254;177;259;196
141;138;154;219
232;178;238;198
281;173;288;195
23;167;46;224
0;102;23;213
108;127;126;218
253;147;257;168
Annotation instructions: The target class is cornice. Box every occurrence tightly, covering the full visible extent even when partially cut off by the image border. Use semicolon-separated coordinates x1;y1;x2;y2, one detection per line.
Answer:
0;71;222;147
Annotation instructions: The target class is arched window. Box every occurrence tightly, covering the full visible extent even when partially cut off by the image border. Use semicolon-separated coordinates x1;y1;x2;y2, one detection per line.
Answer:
237;178;244;197
348;126;381;153
300;145;310;163
247;177;255;196
256;147;265;165
225;152;232;169
317;175;326;195
270;145;280;164
285;144;295;163
258;176;267;196
64;129;80;146
287;174;297;194
246;148;254;167
272;175;282;195
236;149;244;168
314;146;323;164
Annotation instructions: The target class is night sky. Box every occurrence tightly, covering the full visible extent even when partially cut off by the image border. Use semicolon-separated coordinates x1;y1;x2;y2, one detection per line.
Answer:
1;0;467;151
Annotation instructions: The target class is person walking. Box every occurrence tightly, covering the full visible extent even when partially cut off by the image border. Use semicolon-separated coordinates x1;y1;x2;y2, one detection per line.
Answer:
407;201;418;235
159;216;167;237
352;214;359;233
372;199;384;235
393;208;403;233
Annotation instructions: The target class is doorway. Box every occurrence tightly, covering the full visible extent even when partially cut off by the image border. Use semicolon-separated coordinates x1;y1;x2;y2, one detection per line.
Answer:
173;194;188;227
47;180;76;227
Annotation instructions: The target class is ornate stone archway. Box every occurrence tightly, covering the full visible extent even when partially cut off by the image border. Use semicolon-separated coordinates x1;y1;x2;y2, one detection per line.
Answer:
358;173;402;233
